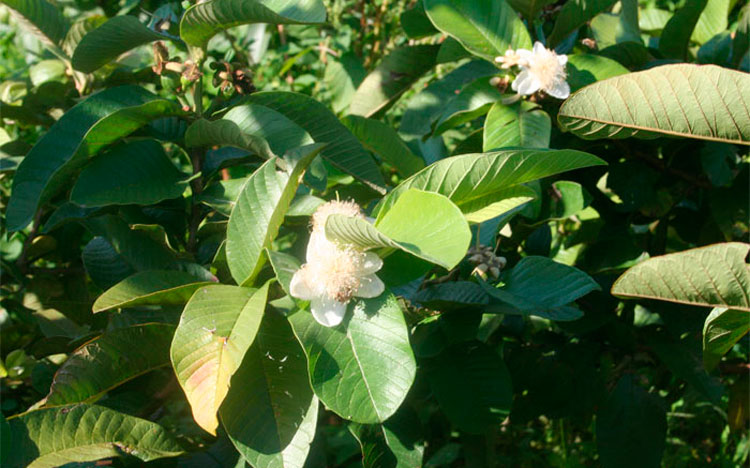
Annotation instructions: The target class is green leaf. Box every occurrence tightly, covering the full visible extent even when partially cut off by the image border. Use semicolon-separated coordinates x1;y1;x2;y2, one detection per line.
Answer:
426;341;512;434
401;3;438;38
71;16;169;73
288;291;416;424
506;0;555;21
658;0;707;60
198;178;247;216
267;250;301;296
226;146;322;286
483;101;551;150
6;86;182;231
70;139;188;207
423;0;532;62
223;103;313;157
180;0;326;48
44;323;174;406
349;45;440;118
349;408;424;468
589;0;641;49
62;15;107;57
6;404;183;467
375;149;606;219
559;64;750;145
481;256;600;320
170;283;270;434
703;308;750;371
460;185;537;223
400;60;497;137
93;270;214;313
433;77;503;136
565;54;629;93
82;237;135;289
341;115;425;177
612;243;750;312
596;375;666;468
692;0;729;45
547;0;618;47
326;189;471;270
413;281;490;309
324;52;367;113
245;92;386;192
1;0;68;48
184;118;275;161
220;310;318;468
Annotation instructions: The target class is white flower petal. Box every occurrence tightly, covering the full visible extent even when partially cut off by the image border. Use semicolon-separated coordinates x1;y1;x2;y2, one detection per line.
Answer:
359;252;383;275
557;54;568;66
532;41;546;54
546;81;570;99
355;275;385;298
290;269;316;300
513;70;541;95
310;297;348;327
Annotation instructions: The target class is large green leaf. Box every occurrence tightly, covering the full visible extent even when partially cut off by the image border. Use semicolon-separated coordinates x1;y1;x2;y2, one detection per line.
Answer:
1;0;68;48
483;101;550;150
612;243;750;312
481;256;600;320
226;146;321;286
6;404;183;467
401;3;438;38
180;0;326;48
658;0;707;59
244;92;386;192
589;0;641;49
596;375;666;468
692;0;729;45
423;0;531;62
288;291;416;424
71;16;169;73
559;65;750;146
341;115;424;178
703;307;750;371
400;60;497;137
326;189;471;270
349;45;440;118
184;118;275;161
44;323;174;406
70;139;189;207
547;0;618;47
93;270;214;313
62;15;107;57
426;341;512;434
220;310;318;468
375;149;606;218
6;86;181;231
171;283;270;435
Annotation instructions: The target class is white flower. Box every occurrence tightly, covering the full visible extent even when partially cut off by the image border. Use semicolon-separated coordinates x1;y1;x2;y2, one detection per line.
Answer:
289;200;385;327
494;49;524;69
509;42;570;99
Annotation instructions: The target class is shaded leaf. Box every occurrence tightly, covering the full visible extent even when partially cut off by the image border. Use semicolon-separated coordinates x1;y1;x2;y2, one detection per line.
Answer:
658;0;707;60
44;323;174;406
547;0;618;47
6;86;181;231
433;77;503;136
2;0;68;48
220;310;318;468
483;101;551;150
184;118;275;160
703;308;750;371
93;270;214;313
341;115;424;177
349;45;440;118
566;53;629;93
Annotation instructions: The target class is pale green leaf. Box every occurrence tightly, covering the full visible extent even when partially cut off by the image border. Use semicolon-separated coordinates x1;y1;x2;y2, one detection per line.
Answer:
558;64;750;145
703;307;750;371
612;243;750;311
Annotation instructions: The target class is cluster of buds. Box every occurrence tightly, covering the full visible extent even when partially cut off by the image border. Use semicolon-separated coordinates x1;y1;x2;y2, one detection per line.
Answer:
151;42;202;98
210;61;256;96
467;245;507;280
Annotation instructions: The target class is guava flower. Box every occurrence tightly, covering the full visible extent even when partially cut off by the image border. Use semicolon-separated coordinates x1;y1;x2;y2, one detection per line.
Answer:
497;42;570;99
290;200;385;327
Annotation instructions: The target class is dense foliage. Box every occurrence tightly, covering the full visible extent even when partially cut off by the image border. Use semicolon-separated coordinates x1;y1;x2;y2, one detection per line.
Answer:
1;0;748;467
